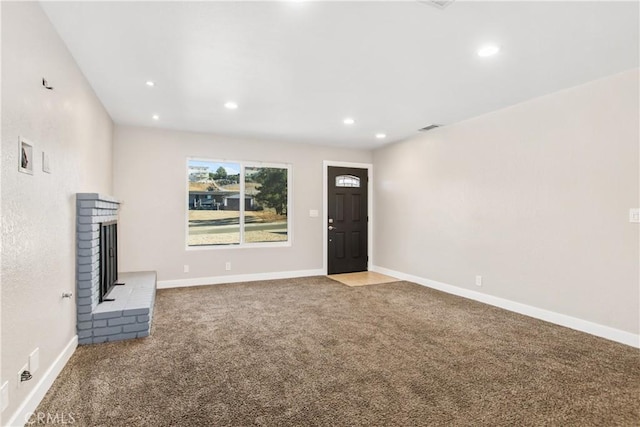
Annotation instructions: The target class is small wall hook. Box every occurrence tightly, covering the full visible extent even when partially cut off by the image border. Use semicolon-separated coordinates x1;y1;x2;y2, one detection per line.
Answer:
62;292;73;299
42;78;53;90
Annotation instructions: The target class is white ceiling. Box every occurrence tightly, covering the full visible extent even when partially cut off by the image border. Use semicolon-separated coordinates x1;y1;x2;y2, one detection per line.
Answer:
41;1;639;149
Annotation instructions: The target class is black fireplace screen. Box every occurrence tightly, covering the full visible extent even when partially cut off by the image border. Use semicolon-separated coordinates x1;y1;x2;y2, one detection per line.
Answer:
100;221;118;302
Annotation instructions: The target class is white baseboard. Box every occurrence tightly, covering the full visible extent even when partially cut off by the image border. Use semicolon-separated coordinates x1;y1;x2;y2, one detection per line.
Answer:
157;268;325;289
6;335;78;427
372;265;639;349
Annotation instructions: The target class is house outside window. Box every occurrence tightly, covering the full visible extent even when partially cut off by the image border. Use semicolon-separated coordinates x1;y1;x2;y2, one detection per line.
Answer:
187;159;291;248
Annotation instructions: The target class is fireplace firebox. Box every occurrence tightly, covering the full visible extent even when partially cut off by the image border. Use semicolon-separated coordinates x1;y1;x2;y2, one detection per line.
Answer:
100;221;119;302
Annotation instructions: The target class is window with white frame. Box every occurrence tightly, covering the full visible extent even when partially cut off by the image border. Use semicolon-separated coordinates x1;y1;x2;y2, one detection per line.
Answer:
187;159;291;247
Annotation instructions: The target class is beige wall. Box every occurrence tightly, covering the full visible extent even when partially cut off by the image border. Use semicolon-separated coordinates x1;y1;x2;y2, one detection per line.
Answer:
113;125;371;282
373;69;639;335
1;2;114;423
1;6;635;423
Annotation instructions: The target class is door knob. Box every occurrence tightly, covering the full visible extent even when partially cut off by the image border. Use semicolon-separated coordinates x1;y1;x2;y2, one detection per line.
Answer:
328;225;336;231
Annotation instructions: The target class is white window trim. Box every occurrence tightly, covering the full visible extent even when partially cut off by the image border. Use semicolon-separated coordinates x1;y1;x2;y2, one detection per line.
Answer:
185;157;293;250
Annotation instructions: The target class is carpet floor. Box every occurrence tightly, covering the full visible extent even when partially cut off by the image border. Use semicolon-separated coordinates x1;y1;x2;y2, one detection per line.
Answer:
34;276;639;426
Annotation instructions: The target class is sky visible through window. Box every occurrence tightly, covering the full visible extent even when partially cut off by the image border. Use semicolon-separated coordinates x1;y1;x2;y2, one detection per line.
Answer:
188;160;239;176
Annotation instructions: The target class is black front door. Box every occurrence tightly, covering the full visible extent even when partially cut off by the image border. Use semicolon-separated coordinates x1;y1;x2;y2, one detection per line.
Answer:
328;166;368;274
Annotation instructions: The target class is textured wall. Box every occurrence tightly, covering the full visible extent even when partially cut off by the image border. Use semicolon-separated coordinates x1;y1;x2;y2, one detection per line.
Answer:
113;125;372;282
373;69;640;335
1;2;113;423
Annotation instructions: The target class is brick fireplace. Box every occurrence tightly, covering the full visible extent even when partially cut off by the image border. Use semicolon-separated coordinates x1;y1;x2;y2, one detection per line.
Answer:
76;193;156;345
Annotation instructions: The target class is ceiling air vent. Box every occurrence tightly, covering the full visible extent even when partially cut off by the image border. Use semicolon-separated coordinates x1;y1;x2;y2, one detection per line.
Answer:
416;0;456;10
418;124;442;132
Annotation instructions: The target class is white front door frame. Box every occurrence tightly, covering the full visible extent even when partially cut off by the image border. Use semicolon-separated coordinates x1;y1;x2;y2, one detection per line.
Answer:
323;160;374;275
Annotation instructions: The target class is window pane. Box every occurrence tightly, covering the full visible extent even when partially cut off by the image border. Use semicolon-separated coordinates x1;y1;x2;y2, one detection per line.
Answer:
188;160;241;246
244;167;288;243
335;175;360;187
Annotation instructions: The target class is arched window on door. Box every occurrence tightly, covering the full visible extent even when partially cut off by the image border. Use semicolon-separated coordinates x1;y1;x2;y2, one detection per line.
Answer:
335;175;360;188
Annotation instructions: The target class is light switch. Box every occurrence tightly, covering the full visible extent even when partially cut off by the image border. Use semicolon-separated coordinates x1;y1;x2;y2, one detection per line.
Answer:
42;152;51;173
309;209;319;218
629;209;640;223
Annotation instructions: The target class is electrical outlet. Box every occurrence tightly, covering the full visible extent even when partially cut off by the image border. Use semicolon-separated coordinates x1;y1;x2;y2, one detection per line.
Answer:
475;275;482;287
1;381;8;412
17;364;28;388
629;208;640;223
29;348;39;374
225;262;231;271
183;264;189;273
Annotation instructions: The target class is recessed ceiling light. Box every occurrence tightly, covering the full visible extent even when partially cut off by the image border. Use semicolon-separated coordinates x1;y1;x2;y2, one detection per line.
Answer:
152;114;159;120
477;45;500;57
343;118;355;125
225;102;238;110
146;81;155;87
375;133;387;139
